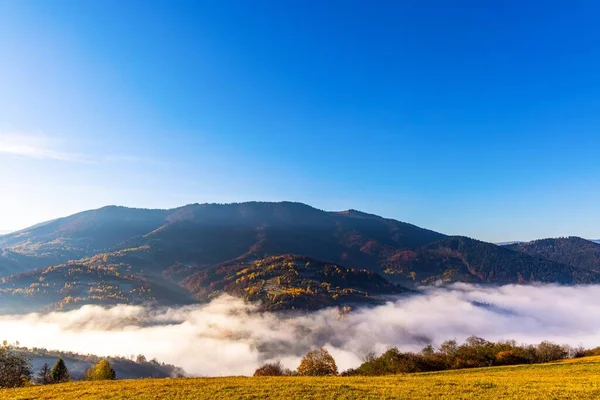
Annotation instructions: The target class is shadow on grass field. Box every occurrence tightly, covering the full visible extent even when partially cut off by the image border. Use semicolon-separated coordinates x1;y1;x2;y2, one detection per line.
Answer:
3;356;600;399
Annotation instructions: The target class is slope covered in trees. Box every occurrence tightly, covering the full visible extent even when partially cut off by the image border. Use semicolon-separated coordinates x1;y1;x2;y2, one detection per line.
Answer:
0;202;598;311
0;202;445;278
507;237;600;273
382;236;600;285
183;254;405;310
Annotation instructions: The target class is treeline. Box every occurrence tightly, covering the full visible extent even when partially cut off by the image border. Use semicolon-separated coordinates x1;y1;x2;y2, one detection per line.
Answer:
343;337;595;376
254;348;338;377
0;342;184;389
0;343;115;388
254;337;600;377
22;346;181;371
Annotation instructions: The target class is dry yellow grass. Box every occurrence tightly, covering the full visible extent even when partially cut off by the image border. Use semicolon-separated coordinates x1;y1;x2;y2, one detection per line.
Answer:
3;356;600;399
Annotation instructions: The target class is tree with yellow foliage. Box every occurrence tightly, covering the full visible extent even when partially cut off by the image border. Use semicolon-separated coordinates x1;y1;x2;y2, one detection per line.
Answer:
296;348;338;376
84;360;116;381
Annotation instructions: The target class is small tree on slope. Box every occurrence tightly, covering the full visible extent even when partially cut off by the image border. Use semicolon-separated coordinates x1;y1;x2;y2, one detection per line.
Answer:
36;363;52;385
50;358;70;384
85;360;116;381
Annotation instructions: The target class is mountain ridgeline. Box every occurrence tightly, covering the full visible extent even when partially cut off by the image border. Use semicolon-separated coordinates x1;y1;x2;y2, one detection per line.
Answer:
0;202;598;312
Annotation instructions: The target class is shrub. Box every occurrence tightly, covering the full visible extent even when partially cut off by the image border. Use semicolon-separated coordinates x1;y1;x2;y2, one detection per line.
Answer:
253;361;289;377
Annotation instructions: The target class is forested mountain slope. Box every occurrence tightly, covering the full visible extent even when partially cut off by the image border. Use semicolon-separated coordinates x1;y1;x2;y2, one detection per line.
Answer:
0;202;597;311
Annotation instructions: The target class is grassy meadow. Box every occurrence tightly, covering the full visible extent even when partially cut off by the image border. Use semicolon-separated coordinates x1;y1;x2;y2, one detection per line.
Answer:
3;356;600;399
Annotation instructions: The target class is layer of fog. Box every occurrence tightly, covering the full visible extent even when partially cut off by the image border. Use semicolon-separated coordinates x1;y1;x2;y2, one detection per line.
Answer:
2;283;600;376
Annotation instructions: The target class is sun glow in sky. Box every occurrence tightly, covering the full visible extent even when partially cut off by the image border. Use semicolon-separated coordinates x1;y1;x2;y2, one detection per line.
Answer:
1;1;598;241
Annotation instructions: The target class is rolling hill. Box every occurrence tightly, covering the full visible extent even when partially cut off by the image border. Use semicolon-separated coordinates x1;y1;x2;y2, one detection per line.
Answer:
16;348;184;380
0;202;598;311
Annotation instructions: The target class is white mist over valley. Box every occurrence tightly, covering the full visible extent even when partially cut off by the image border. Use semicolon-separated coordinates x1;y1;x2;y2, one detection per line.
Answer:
1;283;600;377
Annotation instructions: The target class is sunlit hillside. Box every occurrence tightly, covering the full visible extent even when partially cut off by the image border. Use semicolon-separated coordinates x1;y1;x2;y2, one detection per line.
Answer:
3;356;600;400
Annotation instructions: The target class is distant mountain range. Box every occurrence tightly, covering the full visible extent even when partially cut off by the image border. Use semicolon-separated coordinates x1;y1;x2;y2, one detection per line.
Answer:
0;202;598;312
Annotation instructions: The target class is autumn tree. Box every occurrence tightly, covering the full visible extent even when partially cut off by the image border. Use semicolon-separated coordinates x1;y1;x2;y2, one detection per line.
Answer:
85;360;116;381
50;358;70;383
297;348;338;376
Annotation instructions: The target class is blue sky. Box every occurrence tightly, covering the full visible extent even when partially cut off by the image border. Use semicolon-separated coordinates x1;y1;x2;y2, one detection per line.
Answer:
0;0;599;242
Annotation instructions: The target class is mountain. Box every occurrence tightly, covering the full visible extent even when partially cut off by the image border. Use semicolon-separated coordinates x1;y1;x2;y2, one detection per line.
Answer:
507;237;600;272
0;202;446;280
0;206;170;273
1;202;598;312
1;202;441;311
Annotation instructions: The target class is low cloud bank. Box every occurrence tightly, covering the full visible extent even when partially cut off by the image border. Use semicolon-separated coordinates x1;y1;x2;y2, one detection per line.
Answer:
1;283;600;376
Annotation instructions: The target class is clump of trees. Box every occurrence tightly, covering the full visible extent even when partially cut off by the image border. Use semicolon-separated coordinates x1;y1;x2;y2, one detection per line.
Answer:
84;360;116;381
253;338;588;378
35;358;71;385
343;337;572;376
0;342;76;389
254;348;338;377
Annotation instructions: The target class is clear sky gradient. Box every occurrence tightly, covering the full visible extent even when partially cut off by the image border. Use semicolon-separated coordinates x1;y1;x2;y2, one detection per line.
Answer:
1;0;599;242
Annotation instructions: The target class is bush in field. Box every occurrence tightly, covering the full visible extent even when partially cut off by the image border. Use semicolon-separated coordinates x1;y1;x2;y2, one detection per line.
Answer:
50;358;70;383
253;361;290;377
297;348;338;376
85;360;116;381
0;345;32;388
